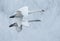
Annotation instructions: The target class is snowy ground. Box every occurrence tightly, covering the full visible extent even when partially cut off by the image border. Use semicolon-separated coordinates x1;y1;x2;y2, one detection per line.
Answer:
0;0;60;41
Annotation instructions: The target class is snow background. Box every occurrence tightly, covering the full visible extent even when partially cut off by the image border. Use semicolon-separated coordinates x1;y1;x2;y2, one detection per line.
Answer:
0;0;60;41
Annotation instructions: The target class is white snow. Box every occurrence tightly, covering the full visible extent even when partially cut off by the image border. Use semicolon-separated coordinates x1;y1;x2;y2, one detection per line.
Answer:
0;0;60;41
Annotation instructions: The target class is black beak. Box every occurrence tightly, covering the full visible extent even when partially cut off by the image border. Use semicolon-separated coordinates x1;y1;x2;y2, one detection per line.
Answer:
42;10;45;12
9;15;15;18
9;24;14;27
9;23;16;27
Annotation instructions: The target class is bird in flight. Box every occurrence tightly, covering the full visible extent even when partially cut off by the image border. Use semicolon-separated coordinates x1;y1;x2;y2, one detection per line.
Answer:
9;6;44;32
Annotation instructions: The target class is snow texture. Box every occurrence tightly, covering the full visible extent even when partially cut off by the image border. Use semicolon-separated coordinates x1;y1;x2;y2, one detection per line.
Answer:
0;0;60;41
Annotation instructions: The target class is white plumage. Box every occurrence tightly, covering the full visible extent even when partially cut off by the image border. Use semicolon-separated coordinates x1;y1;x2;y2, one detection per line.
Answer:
9;6;43;32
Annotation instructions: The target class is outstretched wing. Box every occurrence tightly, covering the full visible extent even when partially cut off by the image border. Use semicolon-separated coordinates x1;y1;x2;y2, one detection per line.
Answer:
22;20;30;27
17;6;28;16
15;6;29;27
